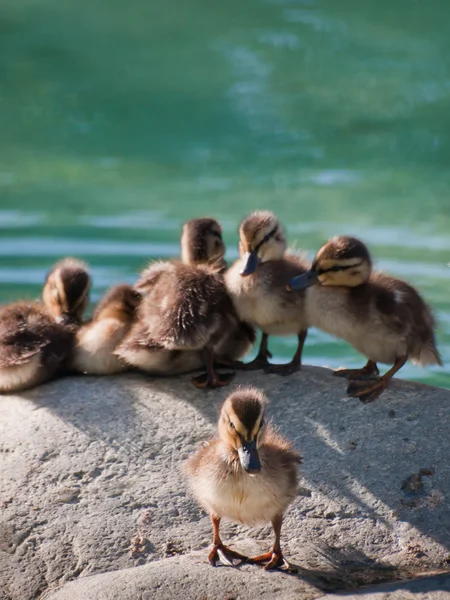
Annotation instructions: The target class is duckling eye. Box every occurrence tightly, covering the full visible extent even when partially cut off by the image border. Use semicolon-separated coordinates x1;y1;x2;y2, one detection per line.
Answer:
329;265;342;272
229;421;235;430
259;419;265;429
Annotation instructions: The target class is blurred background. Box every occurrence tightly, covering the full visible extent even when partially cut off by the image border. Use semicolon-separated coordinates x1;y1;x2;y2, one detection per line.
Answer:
0;0;448;388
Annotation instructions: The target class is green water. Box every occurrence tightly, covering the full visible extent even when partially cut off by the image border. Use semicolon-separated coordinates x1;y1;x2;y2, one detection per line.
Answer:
0;0;449;388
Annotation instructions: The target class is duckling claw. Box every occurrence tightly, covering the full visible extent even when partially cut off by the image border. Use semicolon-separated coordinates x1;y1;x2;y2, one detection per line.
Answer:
209;544;248;567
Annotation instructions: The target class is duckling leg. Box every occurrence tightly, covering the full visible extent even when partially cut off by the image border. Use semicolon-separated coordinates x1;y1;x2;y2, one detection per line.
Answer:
208;516;249;567
249;515;297;572
264;331;307;376
333;360;379;380
231;333;272;371
347;357;407;403
192;348;236;389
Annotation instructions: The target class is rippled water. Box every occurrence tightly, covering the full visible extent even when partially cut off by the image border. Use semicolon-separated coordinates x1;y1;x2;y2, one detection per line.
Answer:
1;0;449;388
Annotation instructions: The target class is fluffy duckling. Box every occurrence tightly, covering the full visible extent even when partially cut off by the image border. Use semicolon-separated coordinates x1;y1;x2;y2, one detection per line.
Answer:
225;211;309;375
42;257;91;326
0;258;91;393
117;218;251;387
181;218;256;362
180;217;228;272
185;386;300;571
288;236;442;403
70;284;141;375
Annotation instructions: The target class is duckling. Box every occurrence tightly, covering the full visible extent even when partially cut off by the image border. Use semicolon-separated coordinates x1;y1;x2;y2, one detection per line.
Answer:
288;236;442;403
225;211;310;375
185;386;300;571
0;258;91;393
116;218;251;387
180;217;228;272
180;217;256;363
70;284;141;375
42;257;91;326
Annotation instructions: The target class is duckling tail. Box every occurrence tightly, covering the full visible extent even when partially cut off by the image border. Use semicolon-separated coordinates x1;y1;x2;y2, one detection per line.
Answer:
414;341;443;367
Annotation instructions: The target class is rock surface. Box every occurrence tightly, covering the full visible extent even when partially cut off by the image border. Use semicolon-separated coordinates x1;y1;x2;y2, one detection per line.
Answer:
1;366;449;600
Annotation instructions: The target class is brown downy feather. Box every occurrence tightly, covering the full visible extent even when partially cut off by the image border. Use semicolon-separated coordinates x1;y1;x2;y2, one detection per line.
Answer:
0;257;91;392
70;284;141;375
0;302;74;393
304;236;442;368
42;257;91;325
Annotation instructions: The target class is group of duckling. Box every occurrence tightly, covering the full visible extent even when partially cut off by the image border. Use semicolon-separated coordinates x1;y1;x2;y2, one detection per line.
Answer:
0;210;441;401
0;211;442;572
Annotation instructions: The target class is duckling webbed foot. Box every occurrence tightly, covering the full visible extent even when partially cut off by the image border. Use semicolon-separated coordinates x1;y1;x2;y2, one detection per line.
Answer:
347;378;387;403
208;543;249;567
249;550;297;572
249;514;297;572
263;331;306;377
334;360;379;380
347;357;407;403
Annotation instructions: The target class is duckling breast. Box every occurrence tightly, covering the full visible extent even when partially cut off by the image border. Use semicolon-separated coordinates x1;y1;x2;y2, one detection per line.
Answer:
191;451;298;526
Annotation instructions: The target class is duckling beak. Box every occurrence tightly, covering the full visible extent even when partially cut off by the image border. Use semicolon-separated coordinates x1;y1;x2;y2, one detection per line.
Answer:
287;269;319;291
240;251;259;276
238;439;261;474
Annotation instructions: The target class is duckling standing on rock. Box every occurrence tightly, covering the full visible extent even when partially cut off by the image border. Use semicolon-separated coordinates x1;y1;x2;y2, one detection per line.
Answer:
117;218;253;387
288;236;442;403
70;284;141;375
0;258;91;393
185;386;300;571
225;211;310;375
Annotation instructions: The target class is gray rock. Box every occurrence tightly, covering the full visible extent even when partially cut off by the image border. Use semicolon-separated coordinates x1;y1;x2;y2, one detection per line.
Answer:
0;367;449;600
321;572;450;599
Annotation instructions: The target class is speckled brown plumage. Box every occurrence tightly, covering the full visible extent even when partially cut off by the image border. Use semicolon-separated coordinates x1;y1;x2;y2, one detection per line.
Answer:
225;211;310;374
291;235;442;402
117;218;255;382
0;258;90;393
70;284;141;375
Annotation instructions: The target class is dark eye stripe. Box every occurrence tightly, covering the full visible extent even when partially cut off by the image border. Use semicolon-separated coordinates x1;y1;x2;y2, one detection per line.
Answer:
210;230;222;240
319;261;363;275
254;225;278;252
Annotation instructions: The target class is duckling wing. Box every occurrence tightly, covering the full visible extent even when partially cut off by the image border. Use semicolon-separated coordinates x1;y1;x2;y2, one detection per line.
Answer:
141;265;230;351
0;330;48;367
371;274;442;365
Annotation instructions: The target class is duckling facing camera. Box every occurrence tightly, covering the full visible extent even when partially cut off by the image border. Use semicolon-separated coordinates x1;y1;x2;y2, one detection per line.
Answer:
117;218;254;387
0;258;91;393
185;386;300;571
70;284;141;375
288;236;442;403
225;211;310;375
